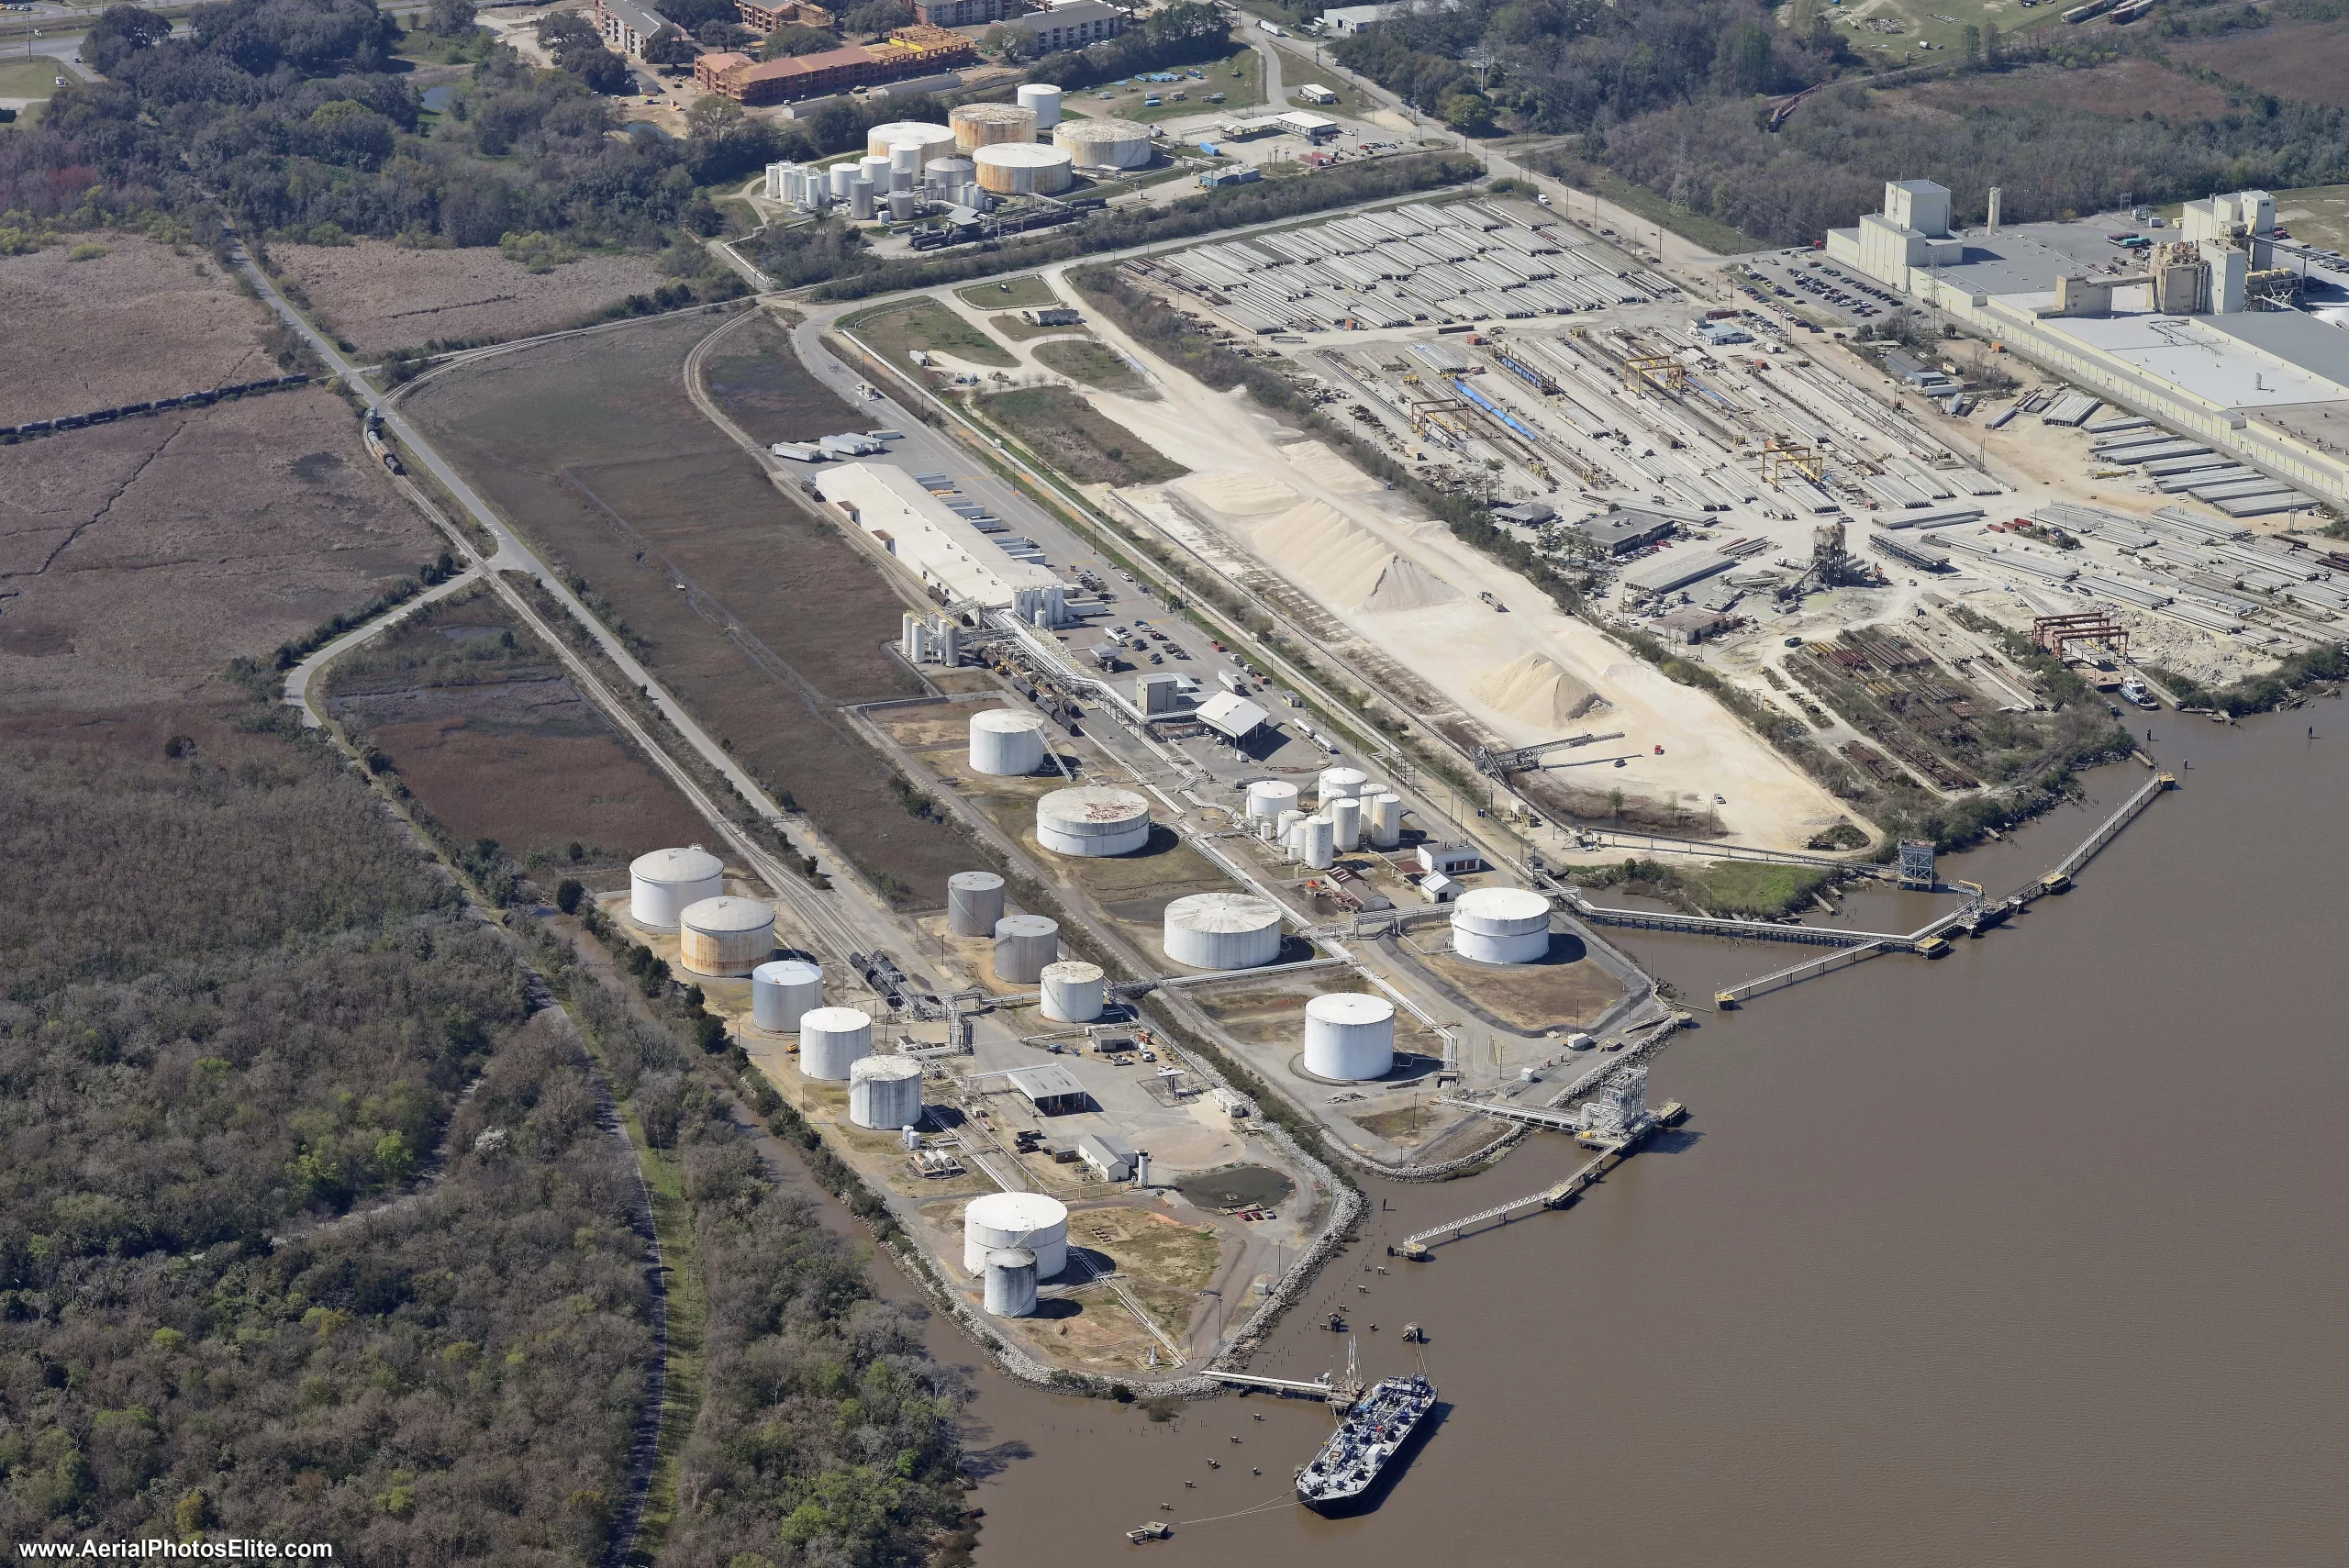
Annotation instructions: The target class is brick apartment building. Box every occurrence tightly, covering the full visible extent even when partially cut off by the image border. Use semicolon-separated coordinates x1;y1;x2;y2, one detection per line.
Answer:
696;23;975;104
733;0;834;32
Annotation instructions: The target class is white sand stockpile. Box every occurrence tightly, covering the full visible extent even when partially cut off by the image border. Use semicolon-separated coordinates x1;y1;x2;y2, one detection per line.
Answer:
1471;651;1604;728
1177;469;1300;517
1247;499;1464;613
1278;439;1383;495
1360;557;1462;613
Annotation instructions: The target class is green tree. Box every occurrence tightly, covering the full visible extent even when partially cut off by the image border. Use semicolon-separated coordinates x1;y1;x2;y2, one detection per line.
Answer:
427;0;477;36
765;21;842;54
1961;23;1981;62
643;22;700;62
82;3;171;72
1441;93;1497;134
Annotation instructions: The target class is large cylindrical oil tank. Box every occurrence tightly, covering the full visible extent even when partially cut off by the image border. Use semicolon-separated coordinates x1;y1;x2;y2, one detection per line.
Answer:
947;871;1006;936
1245;779;1299;825
829;162;855;197
867;119;956;166
1017;82;1063;129
952;101;1037;152
1035;785;1150;856
1316;766;1370;807
858;153;891;187
629;846;724;930
850;1054;925;1130
750;958;823;1032
677;895;774;976
1040;960;1106;1023
963;1190;1068;1277
983;1247;1039;1317
1452;886;1553;964
1367;792;1404;849
889;141;920;178
1304;993;1396;1081
1054;117;1152;170
1297;814;1336;870
993;914;1060;983
1330;795;1364;852
969;708;1048;775
1162;891;1284;970
798;1006;873;1081
974;142;1074;196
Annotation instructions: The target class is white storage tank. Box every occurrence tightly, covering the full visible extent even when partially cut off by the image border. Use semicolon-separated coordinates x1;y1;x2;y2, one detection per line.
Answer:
629;846;724;931
1304;993;1396;1081
1367;792;1404;849
983;1247;1038;1317
848;179;874;221
1296;814;1336;870
1163;892;1284;971
1275;807;1304;848
678;895;774;977
867;119;956;166
1016;82;1063;130
974;142;1074;195
925;156;975;198
1316;766;1370;807
1330;795;1364;852
850;1054;925;1130
947;871;1007;936
994;914;1060;983
963;1190;1068;1277
1040;960;1106;1022
1054;117;1152;170
1452;886;1553;963
858;153;891;188
829;162;855;198
888;141;920;182
750;958;823;1032
1035;785;1151;856
969;708;1048;775
1245;779;1299;825
798;1006;873;1080
952;100;1038;151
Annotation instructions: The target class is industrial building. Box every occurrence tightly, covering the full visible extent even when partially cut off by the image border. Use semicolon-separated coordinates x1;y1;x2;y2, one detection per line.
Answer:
694;24;974;104
1825;179;2349;511
815;463;1068;618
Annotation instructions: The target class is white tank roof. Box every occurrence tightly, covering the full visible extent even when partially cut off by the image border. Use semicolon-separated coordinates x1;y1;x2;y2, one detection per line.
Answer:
850;1054;923;1082
966;1190;1068;1231
1166;891;1283;932
631;846;722;884
751;958;822;984
1039;784;1149;823
1453;886;1551;924
973;707;1047;732
799;1006;873;1033
974;142;1073;170
679;895;774;933
1307;992;1395;1027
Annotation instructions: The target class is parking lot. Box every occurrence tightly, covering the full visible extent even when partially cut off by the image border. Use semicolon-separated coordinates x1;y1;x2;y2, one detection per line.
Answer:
1736;250;1906;328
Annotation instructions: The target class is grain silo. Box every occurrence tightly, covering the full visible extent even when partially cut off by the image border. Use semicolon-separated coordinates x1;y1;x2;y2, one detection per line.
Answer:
798;1006;873;1080
1304;993;1396;1081
952;100;1038;152
1366;792;1404;849
1017;83;1063;130
1040;960;1106;1022
1452;886;1553;964
677;896;775;976
969;708;1048;775
982;1247;1039;1317
849;1054;924;1130
1053;117;1152;170
1162;892;1284;971
1330;795;1364;852
974;142;1074;196
1035;785;1150;856
993;914;1060;983
629;846;724;931
1295;814;1336;870
947;871;1006;937
867;119;956;166
1316;765;1370;807
1245;779;1299;826
750;959;824;1032
963;1190;1068;1277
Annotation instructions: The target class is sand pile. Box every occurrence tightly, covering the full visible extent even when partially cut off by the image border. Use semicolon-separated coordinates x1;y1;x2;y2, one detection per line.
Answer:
1471;651;1605;728
1247;498;1441;611
1359;556;1462;613
1278;439;1383;495
1178;469;1301;516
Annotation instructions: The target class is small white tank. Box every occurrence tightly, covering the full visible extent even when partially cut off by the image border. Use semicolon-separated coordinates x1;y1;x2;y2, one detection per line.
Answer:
798;1006;873;1081
964;1191;1068;1277
1304;993;1396;1081
1367;792;1405;849
983;1247;1039;1317
947;871;1007;936
970;708;1048;775
850;1054;924;1130
1163;892;1284;971
1035;785;1150;857
829;163;854;197
1040;960;1106;1022
993;914;1060;983
1017;82;1063;129
1451;886;1553;964
1297;814;1336;870
1316;766;1370;807
677;895;774;977
1330;795;1364;852
858;153;890;187
750;959;823;1032
889;141;920;177
1245;779;1299;825
1275;807;1305;847
629;846;723;931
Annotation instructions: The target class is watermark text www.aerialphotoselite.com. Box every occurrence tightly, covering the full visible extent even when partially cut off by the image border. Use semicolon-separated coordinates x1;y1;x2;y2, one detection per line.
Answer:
17;1542;332;1561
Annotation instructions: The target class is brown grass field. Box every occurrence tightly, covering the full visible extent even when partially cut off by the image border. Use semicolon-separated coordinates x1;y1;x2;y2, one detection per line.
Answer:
696;313;868;448
1898;58;2232;124
0;389;440;715
403;308;977;905
273;239;673;356
975;386;1186;485
0;237;284;424
2161;18;2349;110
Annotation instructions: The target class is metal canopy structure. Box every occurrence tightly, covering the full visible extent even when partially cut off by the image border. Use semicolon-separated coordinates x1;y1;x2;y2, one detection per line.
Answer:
1002;1063;1088;1113
2031;611;2128;662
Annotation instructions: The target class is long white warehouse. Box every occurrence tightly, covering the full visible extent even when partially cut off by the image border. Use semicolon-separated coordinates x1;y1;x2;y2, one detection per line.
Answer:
815;463;1070;620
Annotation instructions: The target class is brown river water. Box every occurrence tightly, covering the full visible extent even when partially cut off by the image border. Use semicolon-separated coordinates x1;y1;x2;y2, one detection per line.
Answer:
911;705;2348;1567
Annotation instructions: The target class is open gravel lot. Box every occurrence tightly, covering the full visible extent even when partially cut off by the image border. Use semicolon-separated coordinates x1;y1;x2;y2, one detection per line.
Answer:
275;239;674;356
